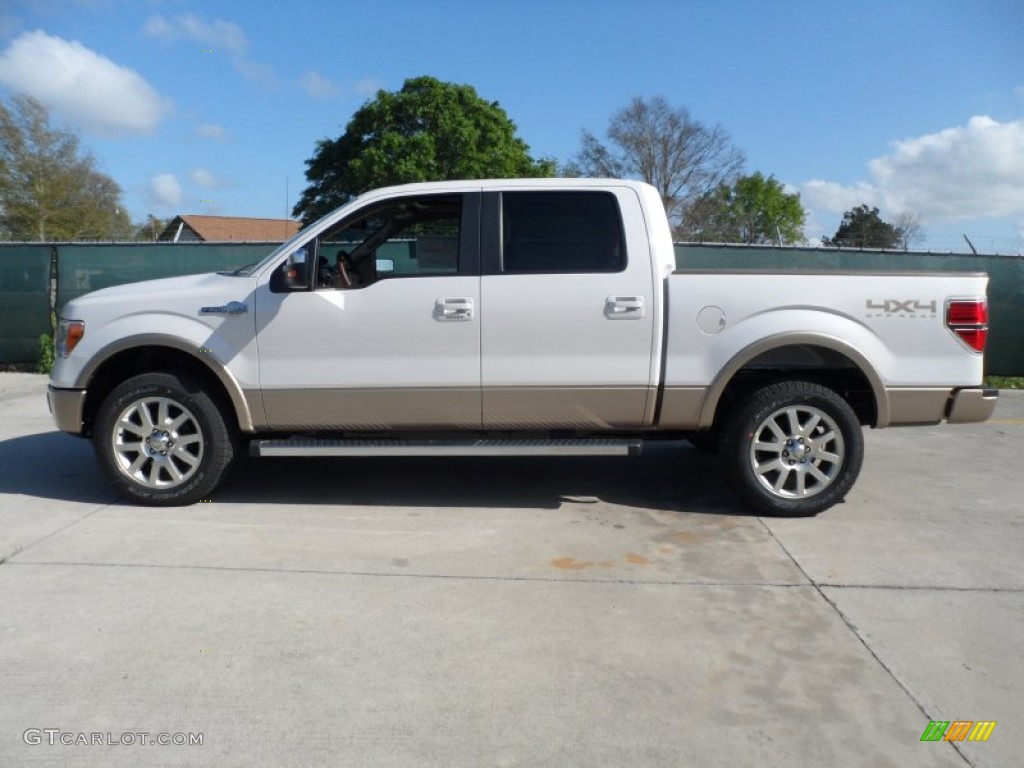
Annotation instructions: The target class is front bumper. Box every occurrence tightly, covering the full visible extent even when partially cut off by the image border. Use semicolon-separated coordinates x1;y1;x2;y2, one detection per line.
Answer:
47;385;88;435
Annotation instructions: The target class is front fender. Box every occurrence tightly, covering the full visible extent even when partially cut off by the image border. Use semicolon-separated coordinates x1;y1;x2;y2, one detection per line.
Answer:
60;316;257;432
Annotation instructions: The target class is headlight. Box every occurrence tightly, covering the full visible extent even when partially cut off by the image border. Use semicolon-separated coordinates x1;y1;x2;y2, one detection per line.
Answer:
56;319;85;358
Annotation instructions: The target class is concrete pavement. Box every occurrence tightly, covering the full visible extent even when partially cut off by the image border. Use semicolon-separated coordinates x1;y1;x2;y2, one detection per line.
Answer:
1;373;1021;767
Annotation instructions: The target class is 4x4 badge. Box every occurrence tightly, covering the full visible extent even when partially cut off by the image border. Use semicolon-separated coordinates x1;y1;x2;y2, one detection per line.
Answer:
865;299;937;317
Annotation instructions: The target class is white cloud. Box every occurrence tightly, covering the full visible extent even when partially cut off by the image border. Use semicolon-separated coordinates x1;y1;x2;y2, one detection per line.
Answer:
298;70;338;99
802;180;879;214
802;116;1024;225
187;168;231;189
871;116;1024;220
148;173;184;210
0;30;170;136
353;77;383;97
232;57;276;87
143;13;247;56
143;13;275;86
195;123;227;140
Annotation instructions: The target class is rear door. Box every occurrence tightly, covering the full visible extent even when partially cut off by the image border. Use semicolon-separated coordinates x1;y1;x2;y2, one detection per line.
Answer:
480;187;658;429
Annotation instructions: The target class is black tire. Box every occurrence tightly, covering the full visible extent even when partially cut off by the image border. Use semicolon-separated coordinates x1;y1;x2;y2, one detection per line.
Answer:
718;380;863;517
93;373;235;506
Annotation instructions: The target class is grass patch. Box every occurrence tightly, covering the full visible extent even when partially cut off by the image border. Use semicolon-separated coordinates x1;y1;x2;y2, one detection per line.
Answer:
36;333;55;375
985;376;1024;389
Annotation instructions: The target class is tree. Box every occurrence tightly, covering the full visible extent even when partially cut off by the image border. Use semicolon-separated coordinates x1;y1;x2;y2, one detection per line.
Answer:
0;94;131;241
571;96;744;227
823;205;903;249
892;212;924;251
681;172;806;244
293;76;554;223
136;214;166;242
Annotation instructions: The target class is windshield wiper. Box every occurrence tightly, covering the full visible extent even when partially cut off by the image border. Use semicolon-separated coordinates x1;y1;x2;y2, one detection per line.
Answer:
221;263;257;276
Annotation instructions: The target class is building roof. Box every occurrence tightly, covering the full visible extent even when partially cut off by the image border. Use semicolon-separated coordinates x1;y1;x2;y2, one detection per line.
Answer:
161;215;301;242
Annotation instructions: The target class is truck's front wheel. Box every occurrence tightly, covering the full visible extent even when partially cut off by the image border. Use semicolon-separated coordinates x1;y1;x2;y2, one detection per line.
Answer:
719;381;863;517
93;373;235;506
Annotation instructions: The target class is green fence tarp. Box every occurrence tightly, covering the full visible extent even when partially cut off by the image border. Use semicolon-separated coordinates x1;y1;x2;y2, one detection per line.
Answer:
0;246;52;364
56;242;277;309
1;242;1021;375
675;245;1024;377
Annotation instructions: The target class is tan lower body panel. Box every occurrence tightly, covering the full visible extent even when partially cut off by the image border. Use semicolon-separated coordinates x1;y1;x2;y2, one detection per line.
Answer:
481;387;649;429
260;388;482;430
261;387;652;431
47;386;87;434
656;387;708;430
885;388;953;426
885;387;998;427
948;387;998;424
661;385;994;430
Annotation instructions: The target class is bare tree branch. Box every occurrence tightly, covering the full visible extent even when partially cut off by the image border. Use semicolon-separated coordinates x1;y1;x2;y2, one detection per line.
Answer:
892;212;924;250
573;96;744;226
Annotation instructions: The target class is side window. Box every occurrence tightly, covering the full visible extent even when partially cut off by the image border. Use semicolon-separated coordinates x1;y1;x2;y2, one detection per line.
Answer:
316;194;462;288
502;192;626;273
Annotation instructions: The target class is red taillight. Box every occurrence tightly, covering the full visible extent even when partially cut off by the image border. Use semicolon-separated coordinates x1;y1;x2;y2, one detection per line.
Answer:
946;299;988;352
947;301;988;326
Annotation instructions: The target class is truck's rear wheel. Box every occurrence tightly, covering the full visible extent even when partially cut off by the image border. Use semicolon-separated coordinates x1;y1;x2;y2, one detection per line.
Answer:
719;380;863;517
93;373;234;506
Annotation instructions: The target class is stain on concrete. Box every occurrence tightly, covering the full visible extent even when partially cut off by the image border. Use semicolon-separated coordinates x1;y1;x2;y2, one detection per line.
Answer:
551;557;594;570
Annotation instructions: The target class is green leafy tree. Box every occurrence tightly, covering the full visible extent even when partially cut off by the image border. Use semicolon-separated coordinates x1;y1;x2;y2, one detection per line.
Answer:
0;94;131;241
293;76;554;223
571;96;745;227
682;172;806;244
823;205;903;249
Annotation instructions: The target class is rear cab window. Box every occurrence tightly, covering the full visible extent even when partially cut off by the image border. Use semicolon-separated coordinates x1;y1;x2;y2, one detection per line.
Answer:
500;192;627;274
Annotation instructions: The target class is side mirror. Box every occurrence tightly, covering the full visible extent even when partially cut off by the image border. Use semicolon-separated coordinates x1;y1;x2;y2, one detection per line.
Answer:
270;248;311;292
376;258;395;274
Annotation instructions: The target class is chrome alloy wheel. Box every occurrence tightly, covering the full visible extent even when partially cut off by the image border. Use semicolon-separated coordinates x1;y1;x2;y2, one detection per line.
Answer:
749;405;845;499
111;396;205;488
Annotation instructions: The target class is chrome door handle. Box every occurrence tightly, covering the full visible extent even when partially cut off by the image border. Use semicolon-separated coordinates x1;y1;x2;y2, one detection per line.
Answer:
435;297;474;321
200;301;247;316
604;296;645;319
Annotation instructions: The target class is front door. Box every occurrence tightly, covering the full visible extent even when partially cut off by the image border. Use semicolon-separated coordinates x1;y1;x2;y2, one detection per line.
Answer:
254;192;482;430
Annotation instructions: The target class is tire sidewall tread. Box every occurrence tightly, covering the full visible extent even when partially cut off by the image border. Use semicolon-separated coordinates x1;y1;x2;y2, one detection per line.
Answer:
93;372;234;506
719;380;864;517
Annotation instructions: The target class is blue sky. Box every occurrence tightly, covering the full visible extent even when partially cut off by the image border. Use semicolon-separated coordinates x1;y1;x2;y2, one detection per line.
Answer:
1;0;1022;252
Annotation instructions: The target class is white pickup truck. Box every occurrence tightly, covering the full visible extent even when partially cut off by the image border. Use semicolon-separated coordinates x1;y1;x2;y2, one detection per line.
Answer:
48;179;997;516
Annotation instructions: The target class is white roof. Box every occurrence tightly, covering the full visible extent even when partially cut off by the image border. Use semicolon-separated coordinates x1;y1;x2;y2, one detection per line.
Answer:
358;177;656;201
